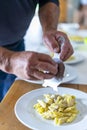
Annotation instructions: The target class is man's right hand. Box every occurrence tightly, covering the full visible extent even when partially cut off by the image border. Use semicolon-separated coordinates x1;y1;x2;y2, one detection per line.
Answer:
10;51;59;80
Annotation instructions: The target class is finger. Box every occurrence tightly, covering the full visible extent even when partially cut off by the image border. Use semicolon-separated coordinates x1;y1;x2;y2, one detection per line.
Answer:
56;62;65;78
55;32;74;60
35;61;58;75
62;49;73;61
44;36;60;52
26;75;39;80
28;69;55;80
56;35;65;53
60;44;69;60
37;53;56;65
60;43;73;61
23;69;40;80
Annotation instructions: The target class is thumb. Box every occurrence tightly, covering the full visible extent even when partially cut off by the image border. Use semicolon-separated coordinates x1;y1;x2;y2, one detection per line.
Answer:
52;40;60;53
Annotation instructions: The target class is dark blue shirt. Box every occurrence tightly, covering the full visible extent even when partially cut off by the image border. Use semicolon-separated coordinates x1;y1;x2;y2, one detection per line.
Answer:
0;0;59;46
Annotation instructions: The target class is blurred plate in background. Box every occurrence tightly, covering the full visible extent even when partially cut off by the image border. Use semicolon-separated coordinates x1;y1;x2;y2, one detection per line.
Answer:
65;52;85;64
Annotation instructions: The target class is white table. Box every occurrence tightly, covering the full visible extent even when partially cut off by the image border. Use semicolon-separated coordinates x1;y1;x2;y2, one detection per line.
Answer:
68;51;87;84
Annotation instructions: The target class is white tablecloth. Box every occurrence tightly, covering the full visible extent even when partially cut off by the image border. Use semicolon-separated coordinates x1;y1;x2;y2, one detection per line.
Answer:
68;51;87;84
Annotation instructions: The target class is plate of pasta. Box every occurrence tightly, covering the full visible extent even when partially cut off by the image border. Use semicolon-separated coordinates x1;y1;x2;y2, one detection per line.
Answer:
14;87;87;130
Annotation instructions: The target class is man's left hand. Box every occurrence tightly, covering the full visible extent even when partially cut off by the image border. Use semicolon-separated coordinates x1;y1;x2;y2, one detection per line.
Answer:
43;30;74;61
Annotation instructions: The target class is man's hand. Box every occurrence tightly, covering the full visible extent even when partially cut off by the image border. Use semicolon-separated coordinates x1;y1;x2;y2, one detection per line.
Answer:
39;2;73;61
53;57;65;79
43;30;74;61
0;47;65;80
10;51;59;80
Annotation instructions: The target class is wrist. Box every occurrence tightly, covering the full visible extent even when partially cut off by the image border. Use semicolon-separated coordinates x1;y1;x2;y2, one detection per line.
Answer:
0;47;14;73
39;2;59;34
43;27;57;35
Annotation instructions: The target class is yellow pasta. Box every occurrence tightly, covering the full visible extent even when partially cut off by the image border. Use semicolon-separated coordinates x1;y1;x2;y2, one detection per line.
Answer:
66;55;75;61
33;94;79;125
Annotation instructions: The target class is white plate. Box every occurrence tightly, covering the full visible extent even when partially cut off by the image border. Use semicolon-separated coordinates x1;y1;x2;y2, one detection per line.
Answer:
21;65;77;84
14;87;87;130
65;53;85;64
58;23;80;32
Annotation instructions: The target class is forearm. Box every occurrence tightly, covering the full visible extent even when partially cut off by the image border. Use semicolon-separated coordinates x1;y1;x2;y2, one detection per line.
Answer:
0;47;13;73
39;2;60;33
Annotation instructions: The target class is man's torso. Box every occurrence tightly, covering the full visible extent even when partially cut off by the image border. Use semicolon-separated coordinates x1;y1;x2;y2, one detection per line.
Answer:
0;0;38;45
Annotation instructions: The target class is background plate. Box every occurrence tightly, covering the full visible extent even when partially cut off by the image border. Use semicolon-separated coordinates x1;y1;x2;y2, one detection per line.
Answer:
14;87;87;130
65;53;85;64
